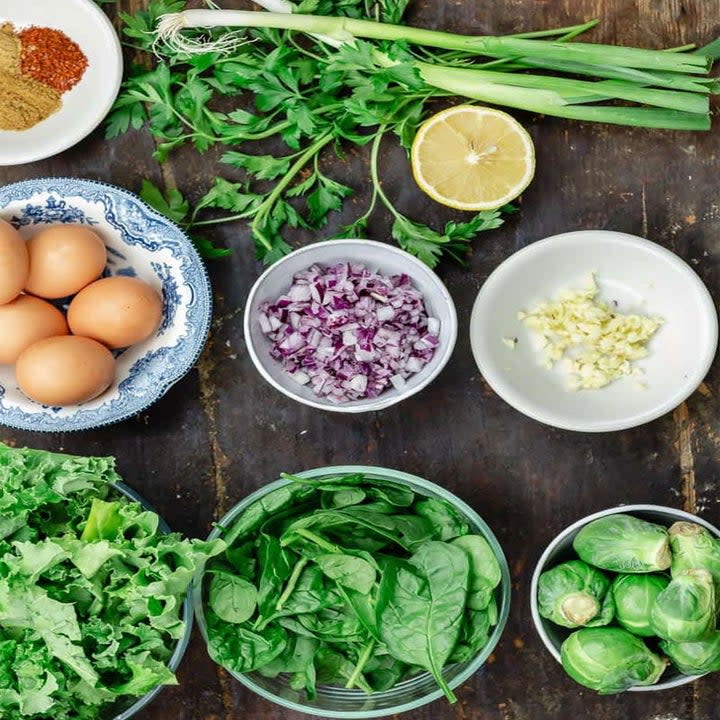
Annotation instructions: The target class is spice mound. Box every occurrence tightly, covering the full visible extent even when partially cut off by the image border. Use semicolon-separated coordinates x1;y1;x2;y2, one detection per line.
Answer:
0;23;88;131
518;275;663;391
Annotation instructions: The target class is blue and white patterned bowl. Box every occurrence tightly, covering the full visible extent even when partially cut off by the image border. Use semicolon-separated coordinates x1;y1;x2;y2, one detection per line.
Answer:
0;178;212;432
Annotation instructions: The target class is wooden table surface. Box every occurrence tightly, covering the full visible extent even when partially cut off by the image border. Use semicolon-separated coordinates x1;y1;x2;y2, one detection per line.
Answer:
2;1;719;719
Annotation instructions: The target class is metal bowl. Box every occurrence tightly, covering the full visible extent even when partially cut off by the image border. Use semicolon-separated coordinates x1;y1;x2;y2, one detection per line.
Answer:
530;504;720;692
194;465;510;718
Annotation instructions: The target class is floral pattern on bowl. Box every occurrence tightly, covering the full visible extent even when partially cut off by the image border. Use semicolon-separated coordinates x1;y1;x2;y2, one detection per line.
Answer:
0;178;212;431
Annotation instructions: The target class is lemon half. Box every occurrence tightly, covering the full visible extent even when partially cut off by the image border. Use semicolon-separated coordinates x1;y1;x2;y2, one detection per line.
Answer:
411;105;536;211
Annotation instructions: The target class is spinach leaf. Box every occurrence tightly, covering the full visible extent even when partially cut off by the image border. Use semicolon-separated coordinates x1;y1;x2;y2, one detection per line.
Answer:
369;483;415;507
208;573;257;624
364;651;408;691
221;485;316;547
299;603;367;643
315;553;376;594
275;565;336;617
378;542;469;702
451;535;502;611
256;534;292;620
224;540;256;579
315;647;373;693
257;633;318;677
320;487;366;509
451;606;493;663
415;498;469;541
207;614;287;673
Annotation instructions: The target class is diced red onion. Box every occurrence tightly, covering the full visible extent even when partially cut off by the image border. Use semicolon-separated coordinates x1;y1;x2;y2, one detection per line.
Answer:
258;262;439;402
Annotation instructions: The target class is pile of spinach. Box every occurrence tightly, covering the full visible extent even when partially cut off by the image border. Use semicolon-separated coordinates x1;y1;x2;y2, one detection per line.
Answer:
0;445;223;720
202;472;503;703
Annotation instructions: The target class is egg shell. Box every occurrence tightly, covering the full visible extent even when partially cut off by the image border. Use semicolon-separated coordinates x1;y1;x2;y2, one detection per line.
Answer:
0;295;69;364
0;219;30;305
25;225;107;299
67;276;163;349
16;335;115;406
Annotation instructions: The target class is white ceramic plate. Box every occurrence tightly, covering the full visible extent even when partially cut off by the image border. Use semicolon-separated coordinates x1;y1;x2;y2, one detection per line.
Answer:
470;230;718;432
0;0;122;165
244;239;458;413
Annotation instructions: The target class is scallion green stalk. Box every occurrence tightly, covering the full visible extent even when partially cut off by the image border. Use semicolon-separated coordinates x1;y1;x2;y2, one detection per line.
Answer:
157;10;711;73
155;7;716;130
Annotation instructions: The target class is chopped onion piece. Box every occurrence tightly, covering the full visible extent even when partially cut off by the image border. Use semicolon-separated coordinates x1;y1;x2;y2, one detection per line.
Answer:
257;262;439;402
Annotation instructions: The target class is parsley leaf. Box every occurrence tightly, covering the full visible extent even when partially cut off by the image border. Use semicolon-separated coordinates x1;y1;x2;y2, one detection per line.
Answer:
140;180;188;224
140;181;231;260
108;0;511;267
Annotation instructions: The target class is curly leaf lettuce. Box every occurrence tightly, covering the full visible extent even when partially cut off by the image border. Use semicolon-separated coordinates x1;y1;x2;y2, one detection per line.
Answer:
0;444;224;720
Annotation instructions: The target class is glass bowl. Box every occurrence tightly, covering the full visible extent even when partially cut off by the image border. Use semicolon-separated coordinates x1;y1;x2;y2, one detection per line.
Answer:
530;504;720;692
111;481;193;720
193;465;511;718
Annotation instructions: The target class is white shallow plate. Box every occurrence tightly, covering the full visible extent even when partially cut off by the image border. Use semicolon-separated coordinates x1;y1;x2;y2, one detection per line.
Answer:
470;230;718;432
0;0;122;165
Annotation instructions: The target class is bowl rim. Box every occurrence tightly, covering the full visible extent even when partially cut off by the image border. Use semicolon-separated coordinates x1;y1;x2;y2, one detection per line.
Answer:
470;229;719;432
243;239;458;414
193;465;511;718
99;480;194;719
0;0;124;166
529;503;720;692
0;176;213;432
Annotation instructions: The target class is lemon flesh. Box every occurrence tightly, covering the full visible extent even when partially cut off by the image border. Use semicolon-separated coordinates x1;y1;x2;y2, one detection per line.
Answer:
411;105;535;211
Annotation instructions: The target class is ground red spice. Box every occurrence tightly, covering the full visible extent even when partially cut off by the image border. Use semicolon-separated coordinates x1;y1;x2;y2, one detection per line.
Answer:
19;26;88;93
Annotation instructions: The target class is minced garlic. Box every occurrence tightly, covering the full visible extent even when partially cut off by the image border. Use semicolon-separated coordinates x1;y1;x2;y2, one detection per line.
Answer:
518;276;662;390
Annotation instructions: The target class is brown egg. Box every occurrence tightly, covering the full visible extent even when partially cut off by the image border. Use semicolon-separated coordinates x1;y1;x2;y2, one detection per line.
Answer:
0;294;69;364
25;225;107;299
67;276;163;349
0;219;29;305
16;336;115;406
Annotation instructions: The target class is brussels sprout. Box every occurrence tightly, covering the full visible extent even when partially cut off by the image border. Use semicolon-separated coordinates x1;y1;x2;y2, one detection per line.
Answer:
659;632;720;675
650;569;716;643
612;574;669;637
561;627;667;694
573;514;671;573
669;522;720;587
538;560;614;628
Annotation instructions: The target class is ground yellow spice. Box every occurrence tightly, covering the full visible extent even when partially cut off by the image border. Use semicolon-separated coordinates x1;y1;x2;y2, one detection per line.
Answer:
0;23;20;73
0;69;62;131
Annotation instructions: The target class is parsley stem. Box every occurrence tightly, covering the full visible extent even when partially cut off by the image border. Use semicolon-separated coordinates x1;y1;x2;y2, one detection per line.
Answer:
251;133;334;251
369;127;403;223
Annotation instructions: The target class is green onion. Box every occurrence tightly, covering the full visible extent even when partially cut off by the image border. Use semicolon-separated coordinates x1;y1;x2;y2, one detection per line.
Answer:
154;7;718;131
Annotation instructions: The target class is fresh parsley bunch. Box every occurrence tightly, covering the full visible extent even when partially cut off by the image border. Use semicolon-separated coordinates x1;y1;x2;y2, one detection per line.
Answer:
107;0;510;265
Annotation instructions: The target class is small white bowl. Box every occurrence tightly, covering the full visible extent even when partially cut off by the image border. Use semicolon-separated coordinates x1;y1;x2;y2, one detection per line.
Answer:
0;0;122;165
470;230;718;432
243;239;458;413
530;504;720;692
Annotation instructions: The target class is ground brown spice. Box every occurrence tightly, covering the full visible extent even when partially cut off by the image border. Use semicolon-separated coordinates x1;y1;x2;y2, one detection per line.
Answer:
19;26;88;92
0;69;62;131
0;23;20;73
